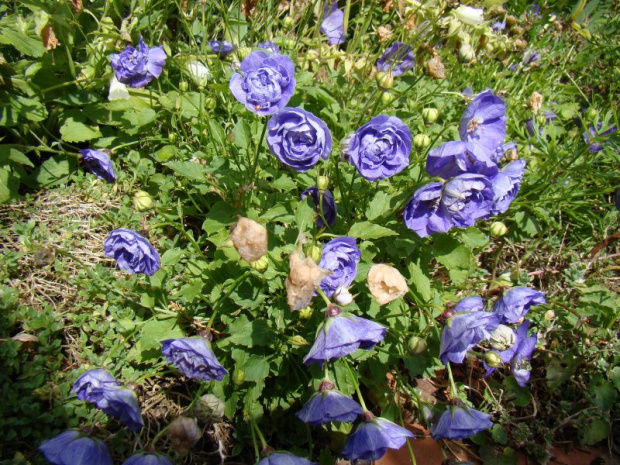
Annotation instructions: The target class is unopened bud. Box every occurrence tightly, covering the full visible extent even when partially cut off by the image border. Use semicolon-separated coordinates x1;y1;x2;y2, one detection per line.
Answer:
231;217;268;263
179;80;189;92
168;417;201;456
489;325;516;351
506;15;517;26
317;175;329;191
283;17;294;28
168;132;177;143
407;336;428;355
545;309;555;321
289;335;309;346
250;255;269;271
133;190;154;211
422;108;439;124
232;368;246;386
459;44;475;63
440;307;455;321
237;47;252;60
413;133;431;149
283;38;295;49
194;394;225;424
490;221;508;237
376;71;394;90
447;18;461;36
298;307;313;320
381;91;396;105
585;107;598;120
186;60;211;87
485;351;503;368
333;286;354;306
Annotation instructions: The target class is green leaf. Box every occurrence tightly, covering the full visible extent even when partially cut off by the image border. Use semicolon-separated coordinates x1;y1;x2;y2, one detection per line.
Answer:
513;211;542;238
227;315;274;348
491;424;508;445
295;198;316;234
365;191;393;221
432;235;472;283
0;146;34;167
459;227;489;249
27;156;73;187
0;28;46;57
609;366;620;391
582;418;610;445
154;145;178;162
202;201;237;235
130;317;185;363
161;249;184;266
241;356;270;382
121;108;158;134
59;117;102;142
166;161;205;180
232;118;251;149
0;167;18;204
589;375;616;410
348;222;398;240
408;262;431;302
0;93;47;127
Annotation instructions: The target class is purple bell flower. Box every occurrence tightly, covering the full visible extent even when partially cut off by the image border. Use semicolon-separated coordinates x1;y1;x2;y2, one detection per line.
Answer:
229;51;296;116
39;431;112;465
430;406;493;440
442;173;495;228
426;140;498;179
161;338;228;382
583;123;618;153
454;296;484;313
104;229;161;276
347;114;412;181
72;369;119;402
492;21;506;32
523;49;541;65
80;149;117;183
342;414;414;461
209;40;235;57
376;41;415;76
490;159;526;215
459;90;507;154
110;37;166;88
321;2;345;45
90;386;144;431
296;381;363;426
403;182;453;238
122;453;173;465
317;237;361;297
257;452;318;465
301;187;337;227
303;307;386;366
485;321;537;387
258;41;280;53
267;107;332;172
439;310;501;364
493;287;546;324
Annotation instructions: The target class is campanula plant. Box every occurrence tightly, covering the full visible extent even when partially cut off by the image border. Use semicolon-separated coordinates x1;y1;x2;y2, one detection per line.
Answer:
104;229;161;276
161;337;228;382
110;37;166;88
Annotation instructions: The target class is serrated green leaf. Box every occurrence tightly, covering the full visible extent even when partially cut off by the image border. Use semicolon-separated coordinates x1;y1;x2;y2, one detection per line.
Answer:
0;146;34;167
582;418;610;445
59;117;102;142
232;118;251;149
408;262;431;302
241;356;270;382
227;315;274;348
348;222;398;240
27;156;72;187
0;167;18;204
0;28;46;57
491;424;508;444
166;160;205;180
432;235;472;283
365;191;393;221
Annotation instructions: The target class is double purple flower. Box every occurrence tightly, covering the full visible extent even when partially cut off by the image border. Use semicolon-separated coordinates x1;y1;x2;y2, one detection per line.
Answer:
39;430;112;465
317;237;360;297
161;338;228;382
110;37;166;88
301;187;337;227
80;149;117;183
229;51;296;116
439;308;501;365
494;287;546;324
459;89;507;154
104;229;161;276
342;414;414;461
430;406;493;440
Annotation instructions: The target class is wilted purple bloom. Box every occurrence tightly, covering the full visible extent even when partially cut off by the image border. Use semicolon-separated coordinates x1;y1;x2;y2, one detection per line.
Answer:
492;21;506;32
296;388;363;426
80;149;117;183
303;309;386;366
104;229;161;276
403;182;453;238
525;111;556;137
321;2;345;45
376;41;415;76
229;51;296;116
490;160;526;215
493;287;546;324
122;453;173;465
258;452;318;465
454;296;484;313
209;40;235;57
426;140;498;179
301;187;337;227
317;237;361;297
439;311;501;364
583;123;617;153
459;90;507;154
258;41;280;53
442;173;495;228
161;338;227;382
430;406;493;440
72;369;119;402
39;431;112;465
494;141;517;163
92;387;144;431
342;416;414;461
523;49;541;65
347;115;412;181
267;107;332;171
110;37;166;88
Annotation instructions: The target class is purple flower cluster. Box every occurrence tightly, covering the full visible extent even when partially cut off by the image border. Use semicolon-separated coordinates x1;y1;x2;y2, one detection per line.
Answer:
110;37;166;88
72;369;144;431
404;90;525;237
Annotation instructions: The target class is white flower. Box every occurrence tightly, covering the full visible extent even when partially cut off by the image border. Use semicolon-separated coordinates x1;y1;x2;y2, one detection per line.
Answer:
333;286;354;306
453;5;484;26
186;60;211;87
108;76;129;101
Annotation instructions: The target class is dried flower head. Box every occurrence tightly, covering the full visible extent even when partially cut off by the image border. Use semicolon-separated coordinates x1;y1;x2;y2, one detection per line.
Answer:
286;252;330;310
425;55;446;80
528;91;543;115
367;264;408;305
168;417;201;456
230;217;268;263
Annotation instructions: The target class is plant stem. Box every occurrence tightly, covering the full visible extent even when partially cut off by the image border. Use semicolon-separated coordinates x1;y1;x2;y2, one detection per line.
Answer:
316;287;332;307
446;363;458;399
345;361;368;411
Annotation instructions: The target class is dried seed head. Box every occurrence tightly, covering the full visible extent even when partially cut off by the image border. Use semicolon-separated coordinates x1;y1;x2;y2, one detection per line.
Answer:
528;91;544;115
425;55;446;80
230;217;268;263
168;416;201;455
367;264;408;305
285;252;330;310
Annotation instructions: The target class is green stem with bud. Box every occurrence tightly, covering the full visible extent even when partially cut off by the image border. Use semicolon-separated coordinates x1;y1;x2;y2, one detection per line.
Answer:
345;360;368;411
251;415;268;450
316;287;332;307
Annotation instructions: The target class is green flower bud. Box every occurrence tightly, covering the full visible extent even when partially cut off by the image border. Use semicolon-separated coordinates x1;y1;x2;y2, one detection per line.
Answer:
298;307;313;320
485;351;503;368
459;44;476;63
283;17;294;28
133;190;154;211
317;175;329;191
249;255;269;271
237;47;252;60
376;71;394;90
168;132;177;143
308;245;322;264
381;91;396;106
204;97;216;111
179;81;189;92
407;336;428;355
232;368;246;386
489;221;508;237
289;335;309;346
283;38;296;49
413;134;431;149
585;107;598;120
422;108;439;124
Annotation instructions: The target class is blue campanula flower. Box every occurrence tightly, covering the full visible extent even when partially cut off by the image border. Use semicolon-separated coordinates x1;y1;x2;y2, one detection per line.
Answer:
583;123;618;153
209;40;235;57
442;173;495;228
267;107;332;171
91;386;144;431
321;2;345;45
122;453;173;465
301;187;337;227
110;37;166;88
490;160;526;215
455;296;485;313
376;42;415;76
317;237;360;297
258;40;280;53
296;380;362;426
440;309;501;364
493;141;517;163
72;368;119;402
347;115;412;181
493;287;546;324
342;413;414;461
430;406;493;440
485;321;537;387
39;431;112;465
258;452;318;465
303;306;386;366
80;149;117;184
523;49;541;65
104;229;161;276
426;140;498;179
459;90;507;154
403;182;452;238
229;51;296;116
161;338;228;382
